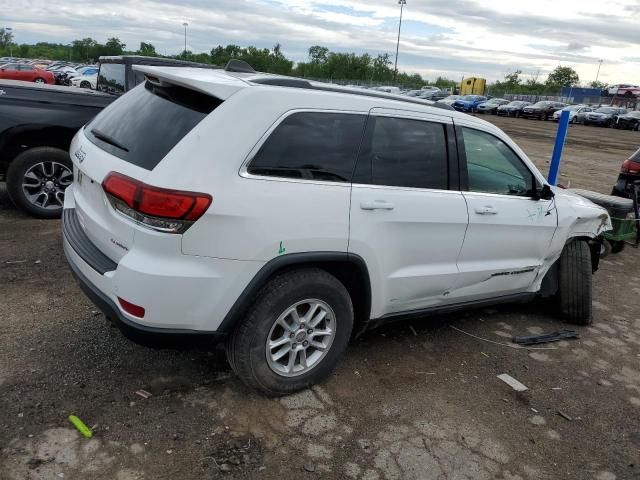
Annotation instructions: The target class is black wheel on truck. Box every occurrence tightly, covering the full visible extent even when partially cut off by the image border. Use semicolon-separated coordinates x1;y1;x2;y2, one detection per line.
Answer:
6;147;73;219
226;268;353;395
557;240;593;325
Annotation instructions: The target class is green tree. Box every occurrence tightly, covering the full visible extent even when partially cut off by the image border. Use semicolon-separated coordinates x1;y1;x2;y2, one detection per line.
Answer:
137;42;157;56
103;37;126;55
308;45;329;64
589;80;607;89
0;28;14;48
545;66;580;90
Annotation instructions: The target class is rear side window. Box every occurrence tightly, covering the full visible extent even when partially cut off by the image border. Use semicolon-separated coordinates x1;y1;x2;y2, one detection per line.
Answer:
365;116;449;190
87;81;221;170
248;112;366;182
97;63;126;95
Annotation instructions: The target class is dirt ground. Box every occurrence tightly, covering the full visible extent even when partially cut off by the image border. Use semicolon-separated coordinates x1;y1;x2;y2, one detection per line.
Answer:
1;116;639;480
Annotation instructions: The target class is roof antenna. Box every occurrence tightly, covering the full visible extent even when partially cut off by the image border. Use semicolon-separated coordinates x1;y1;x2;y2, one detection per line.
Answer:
224;59;256;73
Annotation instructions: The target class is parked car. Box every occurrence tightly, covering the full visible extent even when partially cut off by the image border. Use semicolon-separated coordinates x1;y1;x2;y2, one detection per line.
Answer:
608;84;640;97
476;98;509;114
63;63;610;395
552;105;594;124
417;90;447;101
612;147;640;197
452;95;487;113
0;56;217;218
403;89;423;97
420;86;441;92
521;101;565;120
496;101;532;117
583;106;627;127
614;111;640;131
71;73;98;89
439;95;461;106
0;63;55;84
370;86;401;94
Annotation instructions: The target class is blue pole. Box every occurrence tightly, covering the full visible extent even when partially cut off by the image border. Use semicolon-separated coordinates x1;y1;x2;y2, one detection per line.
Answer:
548;109;570;185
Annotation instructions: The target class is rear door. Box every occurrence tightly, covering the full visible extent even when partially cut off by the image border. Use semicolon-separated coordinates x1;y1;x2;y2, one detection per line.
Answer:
18;65;34;81
452;125;557;301
349;108;468;317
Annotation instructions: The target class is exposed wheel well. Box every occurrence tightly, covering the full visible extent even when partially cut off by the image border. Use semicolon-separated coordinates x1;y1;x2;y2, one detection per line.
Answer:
0;126;75;177
219;253;372;337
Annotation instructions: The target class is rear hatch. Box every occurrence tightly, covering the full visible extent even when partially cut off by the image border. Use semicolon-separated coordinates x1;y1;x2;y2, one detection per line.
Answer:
69;77;224;263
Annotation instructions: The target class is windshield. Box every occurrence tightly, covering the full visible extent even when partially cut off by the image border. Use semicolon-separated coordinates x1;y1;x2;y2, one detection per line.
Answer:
461;95;481;101
563;105;582;111
533;102;552;107
595;107;617;114
629;112;640;119
97;63;126;95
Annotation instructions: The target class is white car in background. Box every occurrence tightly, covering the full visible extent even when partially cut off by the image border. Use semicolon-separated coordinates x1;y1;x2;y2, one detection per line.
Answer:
71;73;97;89
63;63;611;395
608;84;640;96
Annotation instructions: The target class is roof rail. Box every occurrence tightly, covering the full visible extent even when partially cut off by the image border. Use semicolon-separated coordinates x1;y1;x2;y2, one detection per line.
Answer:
249;76;454;111
225;59;256;73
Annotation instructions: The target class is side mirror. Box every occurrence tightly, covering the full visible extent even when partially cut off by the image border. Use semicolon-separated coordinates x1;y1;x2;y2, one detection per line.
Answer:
534;184;555;200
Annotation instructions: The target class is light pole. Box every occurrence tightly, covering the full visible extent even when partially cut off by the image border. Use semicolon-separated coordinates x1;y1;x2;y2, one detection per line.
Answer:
595;59;603;84
5;27;13;57
394;0;406;82
182;22;188;59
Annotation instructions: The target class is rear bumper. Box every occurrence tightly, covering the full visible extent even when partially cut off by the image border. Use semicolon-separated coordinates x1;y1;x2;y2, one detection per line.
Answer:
62;204;263;333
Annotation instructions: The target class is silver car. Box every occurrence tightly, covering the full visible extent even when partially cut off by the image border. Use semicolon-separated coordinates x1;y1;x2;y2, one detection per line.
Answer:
552;105;593;124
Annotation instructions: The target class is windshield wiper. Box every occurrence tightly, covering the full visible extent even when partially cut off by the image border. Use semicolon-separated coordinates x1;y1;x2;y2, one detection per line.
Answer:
90;128;129;152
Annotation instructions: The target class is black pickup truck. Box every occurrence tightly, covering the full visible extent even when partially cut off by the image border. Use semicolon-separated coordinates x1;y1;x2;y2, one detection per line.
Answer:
0;56;214;218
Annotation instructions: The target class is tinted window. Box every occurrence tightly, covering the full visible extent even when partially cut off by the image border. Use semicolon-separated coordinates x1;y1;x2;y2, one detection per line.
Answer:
462;128;533;196
97;63;126;95
367;116;449;189
87;82;221;170
19;65;33;71
248;112;366;182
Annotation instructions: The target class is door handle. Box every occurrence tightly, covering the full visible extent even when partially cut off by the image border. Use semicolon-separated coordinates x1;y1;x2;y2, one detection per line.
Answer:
474;205;498;215
360;200;395;211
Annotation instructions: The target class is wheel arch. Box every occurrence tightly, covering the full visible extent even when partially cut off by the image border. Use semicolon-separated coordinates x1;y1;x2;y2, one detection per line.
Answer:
0;124;76;176
218;252;372;336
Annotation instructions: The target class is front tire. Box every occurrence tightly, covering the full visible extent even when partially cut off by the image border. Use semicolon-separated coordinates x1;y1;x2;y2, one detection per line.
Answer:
557;241;592;325
34;77;45;83
80;80;91;89
6;147;73;218
226;268;353;395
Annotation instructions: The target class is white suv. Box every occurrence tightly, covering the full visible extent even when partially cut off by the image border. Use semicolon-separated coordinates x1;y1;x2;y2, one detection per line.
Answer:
63;62;611;395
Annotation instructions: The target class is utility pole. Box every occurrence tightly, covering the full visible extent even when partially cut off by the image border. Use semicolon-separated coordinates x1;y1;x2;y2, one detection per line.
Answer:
394;0;406;82
183;22;188;59
595;59;603;84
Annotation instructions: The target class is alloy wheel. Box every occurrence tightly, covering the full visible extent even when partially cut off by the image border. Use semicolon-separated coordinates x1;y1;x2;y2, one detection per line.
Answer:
266;299;336;377
21;161;73;210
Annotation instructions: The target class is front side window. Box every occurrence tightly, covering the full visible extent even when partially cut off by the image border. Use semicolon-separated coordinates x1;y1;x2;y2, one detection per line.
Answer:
462;128;533;196
367;116;449;190
248;112;366;183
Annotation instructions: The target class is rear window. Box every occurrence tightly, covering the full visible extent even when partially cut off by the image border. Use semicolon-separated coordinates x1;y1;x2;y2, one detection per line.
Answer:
97;63;126;95
632;148;640;162
87;81;221;170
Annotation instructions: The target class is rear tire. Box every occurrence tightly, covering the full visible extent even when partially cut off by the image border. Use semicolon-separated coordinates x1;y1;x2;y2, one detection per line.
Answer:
226;268;353;395
6;147;73;218
557;241;592;325
34;77;45;83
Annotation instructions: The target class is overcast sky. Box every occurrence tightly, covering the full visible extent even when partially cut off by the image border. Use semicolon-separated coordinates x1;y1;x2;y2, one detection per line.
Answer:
3;0;640;83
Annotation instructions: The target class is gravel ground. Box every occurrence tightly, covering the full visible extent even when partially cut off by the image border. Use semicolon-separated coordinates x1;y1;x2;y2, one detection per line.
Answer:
1;116;639;480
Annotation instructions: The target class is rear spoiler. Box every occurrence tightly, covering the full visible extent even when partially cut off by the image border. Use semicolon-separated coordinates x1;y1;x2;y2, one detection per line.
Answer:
133;65;246;100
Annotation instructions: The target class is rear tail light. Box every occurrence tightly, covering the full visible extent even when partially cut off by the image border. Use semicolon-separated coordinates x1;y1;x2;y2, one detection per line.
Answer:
102;172;212;233
621;159;640;174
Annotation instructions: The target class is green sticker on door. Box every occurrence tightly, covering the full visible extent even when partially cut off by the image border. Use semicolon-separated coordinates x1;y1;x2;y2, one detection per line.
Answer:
278;241;286;255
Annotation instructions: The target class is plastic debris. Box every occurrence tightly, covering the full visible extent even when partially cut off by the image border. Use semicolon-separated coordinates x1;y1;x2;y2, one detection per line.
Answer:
497;373;528;392
304;462;316;472
135;389;152;399
557;410;573;421
512;330;578;346
68;415;93;438
408;325;418;336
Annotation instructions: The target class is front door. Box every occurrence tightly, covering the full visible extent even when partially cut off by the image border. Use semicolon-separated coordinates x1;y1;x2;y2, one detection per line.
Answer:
451;126;557;302
349;109;469;317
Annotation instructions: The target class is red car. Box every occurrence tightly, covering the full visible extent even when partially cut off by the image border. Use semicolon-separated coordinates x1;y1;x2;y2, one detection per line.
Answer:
0;63;55;84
